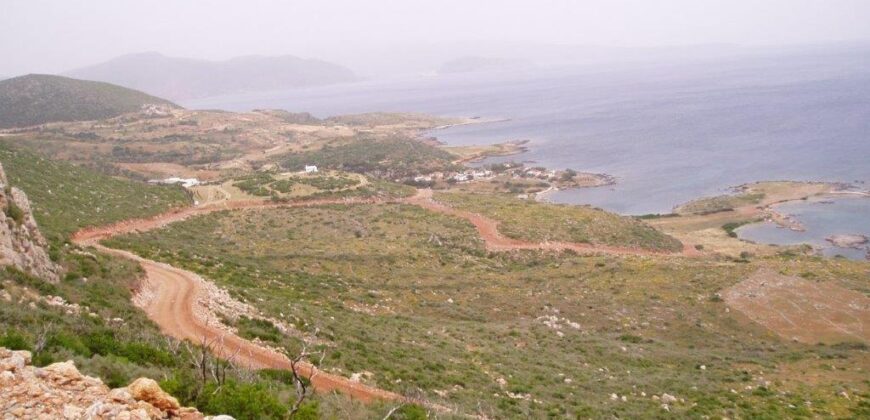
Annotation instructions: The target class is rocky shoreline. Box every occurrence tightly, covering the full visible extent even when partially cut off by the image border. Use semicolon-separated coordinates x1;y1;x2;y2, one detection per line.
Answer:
826;234;869;249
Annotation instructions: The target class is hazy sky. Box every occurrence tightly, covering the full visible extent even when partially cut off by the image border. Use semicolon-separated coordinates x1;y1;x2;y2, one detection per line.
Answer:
2;0;869;76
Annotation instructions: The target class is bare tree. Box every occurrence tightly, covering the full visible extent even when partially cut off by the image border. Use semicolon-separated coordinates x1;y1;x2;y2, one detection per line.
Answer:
381;405;403;420
287;333;325;418
33;321;54;354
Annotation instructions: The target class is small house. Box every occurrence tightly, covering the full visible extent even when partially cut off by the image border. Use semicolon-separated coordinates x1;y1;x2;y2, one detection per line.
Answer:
304;165;318;173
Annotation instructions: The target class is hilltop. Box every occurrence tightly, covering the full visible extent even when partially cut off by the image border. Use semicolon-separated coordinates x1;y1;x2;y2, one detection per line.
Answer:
66;52;358;101
0;74;177;128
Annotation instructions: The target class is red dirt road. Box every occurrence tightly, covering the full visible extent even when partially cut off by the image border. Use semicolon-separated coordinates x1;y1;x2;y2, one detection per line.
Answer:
73;198;403;404
100;245;402;403
70;189;694;405
402;189;698;257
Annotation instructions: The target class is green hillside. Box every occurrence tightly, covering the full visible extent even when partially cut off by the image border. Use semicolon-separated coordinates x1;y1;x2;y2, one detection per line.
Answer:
0;74;178;128
0;143;190;240
104;203;870;418
437;192;685;252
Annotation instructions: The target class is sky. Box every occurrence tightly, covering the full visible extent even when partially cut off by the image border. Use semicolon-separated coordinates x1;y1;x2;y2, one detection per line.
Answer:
2;0;870;76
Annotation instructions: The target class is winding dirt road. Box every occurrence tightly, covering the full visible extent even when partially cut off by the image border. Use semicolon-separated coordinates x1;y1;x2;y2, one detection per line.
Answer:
403;189;700;257
73;197;403;403
70;189;695;404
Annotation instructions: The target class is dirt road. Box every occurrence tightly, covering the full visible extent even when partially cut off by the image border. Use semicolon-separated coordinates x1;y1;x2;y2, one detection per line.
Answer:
90;243;403;403
401;189;698;257
73;197;404;404
70;189;694;405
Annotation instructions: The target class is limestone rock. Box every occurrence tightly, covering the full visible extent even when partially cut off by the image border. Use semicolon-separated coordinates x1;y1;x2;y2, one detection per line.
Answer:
0;162;62;282
0;346;216;419
128;377;181;412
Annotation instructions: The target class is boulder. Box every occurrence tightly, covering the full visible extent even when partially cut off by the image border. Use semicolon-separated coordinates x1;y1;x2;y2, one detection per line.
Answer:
128;377;181;411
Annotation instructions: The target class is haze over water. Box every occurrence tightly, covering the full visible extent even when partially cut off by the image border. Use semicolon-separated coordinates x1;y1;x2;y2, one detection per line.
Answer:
186;47;870;216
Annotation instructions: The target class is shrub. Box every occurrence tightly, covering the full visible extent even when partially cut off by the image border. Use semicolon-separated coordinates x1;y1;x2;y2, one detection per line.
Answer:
236;316;282;343
0;329;31;351
48;332;91;356
119;342;174;366
198;380;288;419
722;221;750;238
5;200;25;224
394;404;428;420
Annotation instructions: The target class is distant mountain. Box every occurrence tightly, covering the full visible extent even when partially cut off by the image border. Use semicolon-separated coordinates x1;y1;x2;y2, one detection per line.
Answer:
0;74;178;128
66;52;358;101
438;56;535;74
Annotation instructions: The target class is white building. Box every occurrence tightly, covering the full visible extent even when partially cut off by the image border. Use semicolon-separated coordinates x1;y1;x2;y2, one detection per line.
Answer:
149;177;200;188
304;165;318;173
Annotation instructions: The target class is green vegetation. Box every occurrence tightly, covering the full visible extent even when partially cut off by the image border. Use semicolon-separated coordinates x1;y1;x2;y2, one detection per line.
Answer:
4;197;25;225
234;316;282;344
0;143;190;240
0;148;402;418
437;191;684;252
280;136;458;178
0;251;403;418
273;174;360;191
0;74;177;128
636;213;679;220
0;253;176;379
233;172;363;198
256;110;322;125
324;112;456;127
105;204;870;418
722;221;753;238
233;172;276;196
676;191;766;215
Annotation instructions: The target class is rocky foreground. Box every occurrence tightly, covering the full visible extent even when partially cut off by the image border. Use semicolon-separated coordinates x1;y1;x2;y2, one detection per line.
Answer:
0;347;230;419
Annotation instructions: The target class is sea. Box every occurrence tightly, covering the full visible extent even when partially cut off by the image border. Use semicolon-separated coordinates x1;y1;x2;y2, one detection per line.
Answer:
184;46;870;258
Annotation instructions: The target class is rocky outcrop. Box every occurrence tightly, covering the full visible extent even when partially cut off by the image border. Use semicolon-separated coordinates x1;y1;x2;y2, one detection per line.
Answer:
0;347;226;419
826;234;869;249
0;162;62;282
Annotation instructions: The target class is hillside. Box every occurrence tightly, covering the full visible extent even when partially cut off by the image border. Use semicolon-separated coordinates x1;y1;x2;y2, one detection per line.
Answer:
0;74;178;128
0;144;190;240
0;146;407;418
66;52;358;101
105;201;870;418
436;191;685;252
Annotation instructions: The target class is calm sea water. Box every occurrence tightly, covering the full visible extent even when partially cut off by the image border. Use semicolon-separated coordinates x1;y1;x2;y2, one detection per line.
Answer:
737;197;870;260
185;48;870;252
